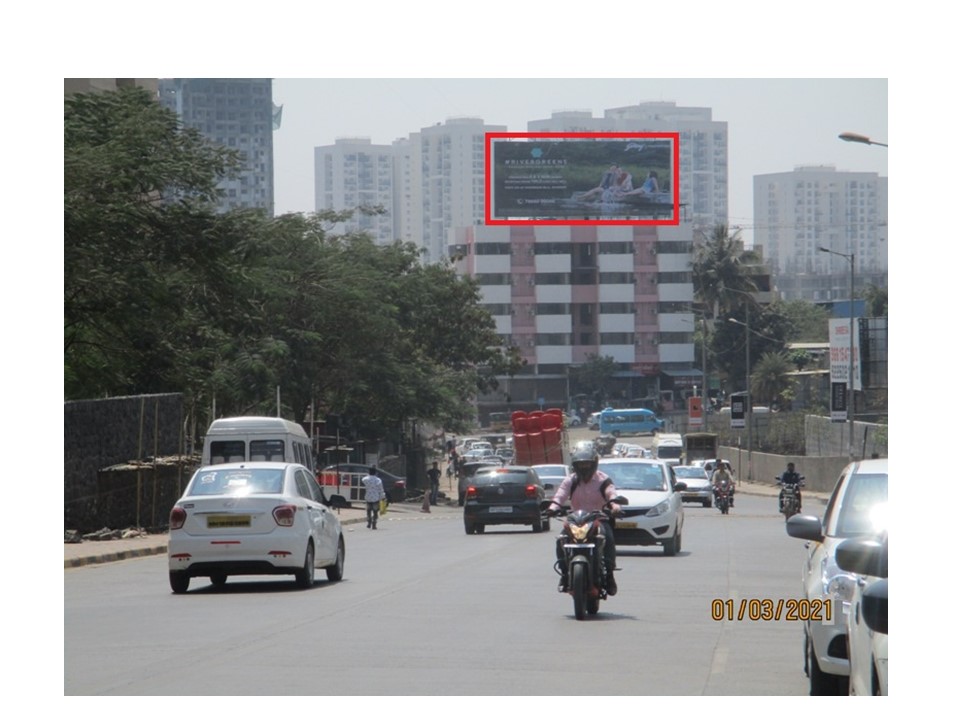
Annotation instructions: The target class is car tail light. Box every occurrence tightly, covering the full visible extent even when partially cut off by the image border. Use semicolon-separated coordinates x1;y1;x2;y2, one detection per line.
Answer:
170;506;187;530
273;504;297;526
465;486;478;500
525;484;538;498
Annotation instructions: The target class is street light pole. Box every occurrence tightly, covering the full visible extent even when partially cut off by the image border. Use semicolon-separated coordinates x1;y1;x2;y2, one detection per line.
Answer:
745;303;751;479
838;132;888;148
819;246;856;461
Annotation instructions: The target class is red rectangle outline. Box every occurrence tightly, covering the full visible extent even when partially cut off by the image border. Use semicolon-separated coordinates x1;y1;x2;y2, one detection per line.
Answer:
485;132;680;226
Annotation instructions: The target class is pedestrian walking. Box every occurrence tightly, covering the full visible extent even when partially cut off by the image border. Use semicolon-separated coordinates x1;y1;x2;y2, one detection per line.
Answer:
361;467;386;529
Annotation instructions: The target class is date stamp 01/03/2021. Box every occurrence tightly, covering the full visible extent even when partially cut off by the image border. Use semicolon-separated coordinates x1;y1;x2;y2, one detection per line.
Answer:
711;598;835;623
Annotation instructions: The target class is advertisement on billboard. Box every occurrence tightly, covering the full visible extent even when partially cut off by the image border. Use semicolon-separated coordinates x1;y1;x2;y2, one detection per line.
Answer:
688;396;703;429
486;132;679;225
729;394;746;429
828;318;862;392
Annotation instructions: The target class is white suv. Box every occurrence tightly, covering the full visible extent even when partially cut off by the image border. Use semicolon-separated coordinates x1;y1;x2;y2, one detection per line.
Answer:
786;458;888;695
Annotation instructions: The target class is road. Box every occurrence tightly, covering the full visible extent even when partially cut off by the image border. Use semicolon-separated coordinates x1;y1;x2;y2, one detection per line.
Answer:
65;486;812;696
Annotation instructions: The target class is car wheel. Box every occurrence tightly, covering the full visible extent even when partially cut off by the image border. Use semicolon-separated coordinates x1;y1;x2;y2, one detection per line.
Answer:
294;542;315;589
663;532;680;556
542;516;551;533
703;499;712;508
464;519;475;535
325;536;345;581
807;633;844;695
169;571;190;594
476;524;485;534
209;571;227;587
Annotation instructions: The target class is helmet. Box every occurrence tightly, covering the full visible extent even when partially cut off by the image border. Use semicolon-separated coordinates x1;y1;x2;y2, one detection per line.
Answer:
571;448;599;478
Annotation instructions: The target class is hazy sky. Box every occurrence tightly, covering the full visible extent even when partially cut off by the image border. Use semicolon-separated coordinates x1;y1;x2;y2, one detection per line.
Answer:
272;78;887;246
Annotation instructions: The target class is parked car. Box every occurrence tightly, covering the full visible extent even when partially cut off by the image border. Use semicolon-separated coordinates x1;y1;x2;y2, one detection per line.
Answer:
836;533;888;696
531;463;569;494
168;462;349;593
462;465;550;534
597;458;686;555
785;457;888;695
587;412;601;431
457;459;504;506
320;463;407;502
673;464;713;507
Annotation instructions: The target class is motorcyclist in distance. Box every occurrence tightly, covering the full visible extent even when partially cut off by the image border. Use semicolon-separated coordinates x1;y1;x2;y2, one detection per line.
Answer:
546;449;622;595
710;460;735;507
778;462;804;512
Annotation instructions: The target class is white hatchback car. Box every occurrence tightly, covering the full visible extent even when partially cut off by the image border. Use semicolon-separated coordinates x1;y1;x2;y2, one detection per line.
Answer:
168;462;349;594
598;458;686;555
786;458;888;695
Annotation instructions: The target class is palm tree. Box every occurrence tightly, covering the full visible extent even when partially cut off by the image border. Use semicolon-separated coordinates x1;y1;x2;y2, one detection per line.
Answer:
692;224;760;321
751;351;794;407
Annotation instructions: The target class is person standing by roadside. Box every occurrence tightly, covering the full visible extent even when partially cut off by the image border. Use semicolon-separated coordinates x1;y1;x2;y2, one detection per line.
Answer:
361;467;386;529
427;461;442;506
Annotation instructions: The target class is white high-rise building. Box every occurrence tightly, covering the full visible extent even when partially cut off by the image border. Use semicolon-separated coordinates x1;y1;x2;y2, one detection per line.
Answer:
314;138;398;245
753;166;888;302
528;101;728;231
413;118;506;264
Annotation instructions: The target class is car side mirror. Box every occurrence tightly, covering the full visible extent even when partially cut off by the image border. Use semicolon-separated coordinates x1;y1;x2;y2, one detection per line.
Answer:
861;578;888;634
785;514;824;543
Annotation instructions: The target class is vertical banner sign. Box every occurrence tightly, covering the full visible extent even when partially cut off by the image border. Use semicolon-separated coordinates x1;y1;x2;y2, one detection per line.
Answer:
831;382;848;422
729;395;745;429
688;396;703;428
828;318;862;391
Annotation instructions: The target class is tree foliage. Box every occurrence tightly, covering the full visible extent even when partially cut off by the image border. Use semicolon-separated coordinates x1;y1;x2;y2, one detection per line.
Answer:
64;88;520;441
569;354;619;407
692;224;759;320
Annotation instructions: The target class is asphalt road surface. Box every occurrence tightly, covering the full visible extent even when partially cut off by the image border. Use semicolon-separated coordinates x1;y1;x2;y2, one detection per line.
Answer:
65;487;812;696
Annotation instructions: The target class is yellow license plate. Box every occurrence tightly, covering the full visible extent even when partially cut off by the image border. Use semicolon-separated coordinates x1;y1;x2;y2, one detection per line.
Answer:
207;515;251;528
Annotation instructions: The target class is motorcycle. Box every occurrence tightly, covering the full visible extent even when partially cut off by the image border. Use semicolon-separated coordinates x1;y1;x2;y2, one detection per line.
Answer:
714;479;733;515
777;476;805;518
542;496;629;621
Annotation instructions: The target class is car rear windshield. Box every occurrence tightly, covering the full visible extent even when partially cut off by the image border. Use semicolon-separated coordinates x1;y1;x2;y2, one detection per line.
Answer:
674;466;707;479
188;468;284;496
473;471;535;486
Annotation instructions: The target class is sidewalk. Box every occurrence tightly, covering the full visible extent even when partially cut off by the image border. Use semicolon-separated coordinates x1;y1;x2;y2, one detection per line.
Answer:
65;481;825;569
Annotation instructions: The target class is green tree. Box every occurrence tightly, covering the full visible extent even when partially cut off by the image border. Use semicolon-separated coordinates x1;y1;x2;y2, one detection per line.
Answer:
751;351;795;407
776;299;829;342
65;86;244;399
692;224;759;320
569;354;619;407
65;89;521;443
863;285;888;317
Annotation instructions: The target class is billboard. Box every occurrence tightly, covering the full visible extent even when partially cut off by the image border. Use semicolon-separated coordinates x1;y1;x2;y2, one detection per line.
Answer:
828;318;862;392
486;132;680;225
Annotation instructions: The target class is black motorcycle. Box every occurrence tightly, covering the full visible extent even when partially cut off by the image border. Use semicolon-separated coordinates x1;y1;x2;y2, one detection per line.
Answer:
714;479;733;515
542;496;630;620
777;476;805;519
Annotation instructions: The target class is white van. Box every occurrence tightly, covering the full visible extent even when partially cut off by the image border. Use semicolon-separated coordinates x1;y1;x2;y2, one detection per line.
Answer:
653;432;684;466
202;416;314;471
